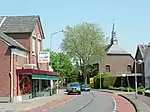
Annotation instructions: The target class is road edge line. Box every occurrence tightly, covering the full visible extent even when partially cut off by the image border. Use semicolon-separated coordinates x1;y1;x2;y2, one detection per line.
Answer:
109;95;117;112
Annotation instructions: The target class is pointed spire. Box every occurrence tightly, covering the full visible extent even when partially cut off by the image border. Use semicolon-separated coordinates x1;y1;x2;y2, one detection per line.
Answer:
111;20;118;45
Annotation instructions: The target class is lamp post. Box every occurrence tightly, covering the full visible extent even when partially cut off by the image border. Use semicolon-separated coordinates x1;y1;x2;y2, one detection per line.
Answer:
134;59;143;99
100;73;103;89
50;30;65;67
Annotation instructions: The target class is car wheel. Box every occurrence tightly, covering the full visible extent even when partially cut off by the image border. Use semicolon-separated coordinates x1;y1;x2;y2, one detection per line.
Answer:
78;92;81;95
67;92;70;95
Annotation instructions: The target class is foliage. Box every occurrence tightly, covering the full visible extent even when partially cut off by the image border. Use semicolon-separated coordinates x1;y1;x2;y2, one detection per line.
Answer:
93;72;116;89
44;49;74;82
61;22;106;83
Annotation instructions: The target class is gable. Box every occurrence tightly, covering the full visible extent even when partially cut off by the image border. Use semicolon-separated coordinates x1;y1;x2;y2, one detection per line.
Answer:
135;46;143;60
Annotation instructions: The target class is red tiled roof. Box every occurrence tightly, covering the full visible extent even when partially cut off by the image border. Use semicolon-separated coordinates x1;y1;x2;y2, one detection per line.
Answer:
16;69;59;76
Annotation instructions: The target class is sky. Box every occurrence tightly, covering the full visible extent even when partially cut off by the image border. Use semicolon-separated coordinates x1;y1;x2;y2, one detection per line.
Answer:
0;0;150;56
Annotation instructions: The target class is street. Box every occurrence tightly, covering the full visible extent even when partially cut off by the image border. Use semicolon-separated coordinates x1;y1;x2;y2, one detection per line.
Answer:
45;91;115;112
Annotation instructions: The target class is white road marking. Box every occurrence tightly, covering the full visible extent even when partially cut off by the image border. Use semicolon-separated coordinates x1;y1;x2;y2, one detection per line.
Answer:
110;95;117;112
95;90;117;112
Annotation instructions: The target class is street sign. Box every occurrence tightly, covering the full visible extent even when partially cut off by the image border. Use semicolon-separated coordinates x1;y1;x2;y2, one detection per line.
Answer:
38;51;50;63
90;78;94;84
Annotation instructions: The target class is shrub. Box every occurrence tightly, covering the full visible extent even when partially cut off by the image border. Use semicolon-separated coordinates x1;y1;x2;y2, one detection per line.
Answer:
93;72;116;89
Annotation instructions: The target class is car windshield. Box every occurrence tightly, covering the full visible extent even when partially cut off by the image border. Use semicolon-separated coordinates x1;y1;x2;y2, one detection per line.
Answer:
82;85;89;88
69;83;80;87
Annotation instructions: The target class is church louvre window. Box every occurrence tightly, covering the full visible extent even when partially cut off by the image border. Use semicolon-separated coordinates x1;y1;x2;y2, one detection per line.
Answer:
127;65;132;72
105;65;110;72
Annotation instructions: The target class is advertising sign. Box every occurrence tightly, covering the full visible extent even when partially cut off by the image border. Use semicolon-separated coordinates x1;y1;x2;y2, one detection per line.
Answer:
38;51;50;63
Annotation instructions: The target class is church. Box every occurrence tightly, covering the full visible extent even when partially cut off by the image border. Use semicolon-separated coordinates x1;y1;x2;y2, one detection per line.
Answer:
91;23;134;77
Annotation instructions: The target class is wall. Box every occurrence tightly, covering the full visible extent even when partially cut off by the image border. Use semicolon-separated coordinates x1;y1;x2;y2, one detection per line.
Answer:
99;54;134;76
144;49;150;88
12;49;28;97
30;23;48;70
0;40;11;102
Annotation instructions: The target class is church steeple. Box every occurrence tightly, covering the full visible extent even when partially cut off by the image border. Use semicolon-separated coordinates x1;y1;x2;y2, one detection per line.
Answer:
111;21;118;45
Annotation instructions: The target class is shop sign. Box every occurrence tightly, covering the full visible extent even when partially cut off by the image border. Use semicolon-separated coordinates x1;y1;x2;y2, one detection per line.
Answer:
38;51;50;63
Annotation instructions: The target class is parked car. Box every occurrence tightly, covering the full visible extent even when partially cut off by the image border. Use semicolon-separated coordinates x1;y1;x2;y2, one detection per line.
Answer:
81;84;91;91
66;82;81;95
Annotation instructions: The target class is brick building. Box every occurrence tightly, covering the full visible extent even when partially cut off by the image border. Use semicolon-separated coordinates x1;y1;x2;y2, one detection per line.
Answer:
0;16;59;102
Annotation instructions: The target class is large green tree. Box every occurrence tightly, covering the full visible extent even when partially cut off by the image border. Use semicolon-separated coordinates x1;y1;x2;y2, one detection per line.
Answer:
61;22;106;84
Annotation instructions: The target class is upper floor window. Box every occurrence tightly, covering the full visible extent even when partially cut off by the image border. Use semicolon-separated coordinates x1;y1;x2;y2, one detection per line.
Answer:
38;40;41;52
32;37;36;54
127;65;132;72
105;65;110;72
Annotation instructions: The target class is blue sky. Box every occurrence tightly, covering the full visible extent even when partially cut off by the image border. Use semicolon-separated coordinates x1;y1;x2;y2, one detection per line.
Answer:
0;0;150;56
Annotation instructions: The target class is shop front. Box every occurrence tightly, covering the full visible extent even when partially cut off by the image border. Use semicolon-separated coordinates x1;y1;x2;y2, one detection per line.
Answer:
16;69;59;102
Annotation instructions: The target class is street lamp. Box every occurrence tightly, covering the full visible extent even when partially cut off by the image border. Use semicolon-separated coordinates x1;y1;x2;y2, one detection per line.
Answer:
100;73;103;89
49;30;66;67
134;59;143;99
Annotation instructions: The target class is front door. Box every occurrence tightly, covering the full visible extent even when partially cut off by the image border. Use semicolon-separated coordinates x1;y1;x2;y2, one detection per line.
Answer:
32;79;37;98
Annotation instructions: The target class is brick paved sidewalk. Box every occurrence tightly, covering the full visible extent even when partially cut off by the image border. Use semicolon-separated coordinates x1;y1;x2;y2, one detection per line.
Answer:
0;89;75;112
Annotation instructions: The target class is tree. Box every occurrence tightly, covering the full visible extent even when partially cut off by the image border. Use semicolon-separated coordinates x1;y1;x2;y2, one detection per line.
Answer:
44;49;74;85
61;22;106;84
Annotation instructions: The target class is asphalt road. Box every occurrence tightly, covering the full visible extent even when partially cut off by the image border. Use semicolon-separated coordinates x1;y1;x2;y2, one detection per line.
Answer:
45;91;115;112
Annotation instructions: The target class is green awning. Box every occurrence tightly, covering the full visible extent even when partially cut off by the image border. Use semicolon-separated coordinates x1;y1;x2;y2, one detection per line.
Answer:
32;74;59;80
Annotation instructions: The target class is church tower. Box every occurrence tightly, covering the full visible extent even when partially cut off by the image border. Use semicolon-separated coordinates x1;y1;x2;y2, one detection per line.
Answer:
111;22;118;45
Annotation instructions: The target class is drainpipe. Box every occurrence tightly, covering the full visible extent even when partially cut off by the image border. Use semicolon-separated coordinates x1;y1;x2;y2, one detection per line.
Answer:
10;49;14;102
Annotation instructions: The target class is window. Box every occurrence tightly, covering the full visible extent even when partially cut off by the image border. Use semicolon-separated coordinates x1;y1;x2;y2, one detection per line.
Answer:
127;65;132;72
16;55;18;62
32;37;36;54
105;65;110;72
38;40;40;52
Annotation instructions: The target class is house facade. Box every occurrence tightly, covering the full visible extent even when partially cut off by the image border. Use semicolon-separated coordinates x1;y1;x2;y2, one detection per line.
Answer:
134;44;148;87
144;44;150;88
0;16;59;103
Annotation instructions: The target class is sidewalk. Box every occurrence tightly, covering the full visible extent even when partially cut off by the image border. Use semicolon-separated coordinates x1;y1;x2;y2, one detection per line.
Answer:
0;89;72;112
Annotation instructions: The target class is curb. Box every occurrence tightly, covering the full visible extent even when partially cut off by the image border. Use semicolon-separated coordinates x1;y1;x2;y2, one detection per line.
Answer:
100;90;114;94
118;94;139;112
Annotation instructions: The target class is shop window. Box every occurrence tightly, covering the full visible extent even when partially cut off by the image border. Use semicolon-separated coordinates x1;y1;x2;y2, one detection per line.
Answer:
127;65;132;72
16;55;18;62
19;75;32;95
105;65;110;72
